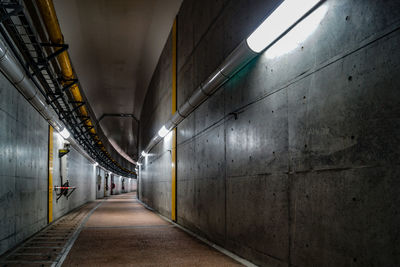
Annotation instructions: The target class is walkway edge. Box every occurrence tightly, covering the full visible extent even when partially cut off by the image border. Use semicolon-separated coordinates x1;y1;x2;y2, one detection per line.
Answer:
136;198;258;267
53;200;105;267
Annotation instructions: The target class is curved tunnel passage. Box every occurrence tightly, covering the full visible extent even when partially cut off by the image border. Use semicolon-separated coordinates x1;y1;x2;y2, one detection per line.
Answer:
1;0;400;266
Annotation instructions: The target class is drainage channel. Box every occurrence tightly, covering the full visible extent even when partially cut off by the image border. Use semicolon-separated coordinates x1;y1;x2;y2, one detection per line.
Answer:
0;200;103;267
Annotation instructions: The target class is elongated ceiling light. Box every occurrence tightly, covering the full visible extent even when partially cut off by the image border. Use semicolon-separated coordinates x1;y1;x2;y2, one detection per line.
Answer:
59;128;70;139
157;125;169;138
246;0;322;53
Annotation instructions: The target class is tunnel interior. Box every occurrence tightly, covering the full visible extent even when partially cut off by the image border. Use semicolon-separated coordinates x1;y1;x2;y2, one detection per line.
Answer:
0;0;400;266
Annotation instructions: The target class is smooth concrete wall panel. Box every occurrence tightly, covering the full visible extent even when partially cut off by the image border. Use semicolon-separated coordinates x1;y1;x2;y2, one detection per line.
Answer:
139;0;400;266
140;136;172;217
290;167;400;267
226;173;289;267
0;72;48;255
140;33;172;149
52;134;96;221
139;29;174;215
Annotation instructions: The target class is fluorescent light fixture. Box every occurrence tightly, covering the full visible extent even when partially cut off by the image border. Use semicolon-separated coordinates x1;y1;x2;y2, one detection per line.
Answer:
59;128;70;139
137;163;142;166
158;125;169;138
141;151;149;157
246;0;322;53
94;162;98;166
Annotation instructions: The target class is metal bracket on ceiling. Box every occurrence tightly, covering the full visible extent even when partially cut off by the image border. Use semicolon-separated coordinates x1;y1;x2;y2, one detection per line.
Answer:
0;4;23;23
98;113;139;124
70;101;85;113
40;43;69;62
81;125;94;135
46;79;78;106
48;93;63;104
61;79;78;92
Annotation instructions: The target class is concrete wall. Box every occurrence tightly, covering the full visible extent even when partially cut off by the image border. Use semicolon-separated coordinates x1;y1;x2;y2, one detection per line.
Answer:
51;132;96;221
0;71;48;256
139;0;400;266
139;31;173;216
1;64;99;254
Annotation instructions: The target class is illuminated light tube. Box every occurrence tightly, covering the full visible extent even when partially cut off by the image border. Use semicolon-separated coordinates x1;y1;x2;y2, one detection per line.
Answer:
59;128;70;139
246;0;322;53
137;163;142;166
94;162;98;166
141;151;149;157
157;125;169;138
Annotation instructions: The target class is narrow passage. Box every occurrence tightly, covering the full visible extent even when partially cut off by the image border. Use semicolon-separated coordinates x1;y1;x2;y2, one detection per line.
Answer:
62;193;242;266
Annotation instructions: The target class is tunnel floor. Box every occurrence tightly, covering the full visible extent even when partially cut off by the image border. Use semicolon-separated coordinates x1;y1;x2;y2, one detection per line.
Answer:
59;192;241;266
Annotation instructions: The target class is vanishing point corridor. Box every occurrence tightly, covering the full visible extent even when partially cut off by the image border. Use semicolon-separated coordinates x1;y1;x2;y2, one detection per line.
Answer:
63;193;240;266
1;192;243;266
1;0;400;266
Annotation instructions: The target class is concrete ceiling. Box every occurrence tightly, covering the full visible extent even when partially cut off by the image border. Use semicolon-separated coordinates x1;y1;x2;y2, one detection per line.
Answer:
52;0;182;161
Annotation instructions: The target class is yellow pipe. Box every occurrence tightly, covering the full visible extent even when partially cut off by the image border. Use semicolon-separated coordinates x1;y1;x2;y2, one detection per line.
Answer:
36;0;127;171
36;0;95;136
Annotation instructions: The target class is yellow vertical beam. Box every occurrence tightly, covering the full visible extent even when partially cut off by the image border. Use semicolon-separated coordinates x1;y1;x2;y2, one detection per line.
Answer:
171;18;177;221
48;125;54;223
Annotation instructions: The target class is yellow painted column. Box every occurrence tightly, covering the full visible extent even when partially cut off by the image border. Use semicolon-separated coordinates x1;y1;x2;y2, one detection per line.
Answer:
171;18;177;221
48;125;54;223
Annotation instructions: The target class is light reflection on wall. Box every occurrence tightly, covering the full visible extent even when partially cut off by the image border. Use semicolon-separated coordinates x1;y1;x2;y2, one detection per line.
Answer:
264;3;328;59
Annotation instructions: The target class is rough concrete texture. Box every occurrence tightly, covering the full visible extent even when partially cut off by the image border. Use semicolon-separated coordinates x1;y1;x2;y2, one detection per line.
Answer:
63;193;242;266
139;0;400;266
0;71;48;256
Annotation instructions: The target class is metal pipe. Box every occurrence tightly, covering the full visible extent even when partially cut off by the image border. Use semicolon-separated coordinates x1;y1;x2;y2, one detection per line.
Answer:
36;0;97;139
0;38;95;164
139;40;257;159
35;0;135;172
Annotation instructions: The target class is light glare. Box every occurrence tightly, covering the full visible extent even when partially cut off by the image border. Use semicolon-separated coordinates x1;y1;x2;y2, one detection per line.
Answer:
246;0;322;53
158;125;169;138
59;128;70;139
141;151;149;157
